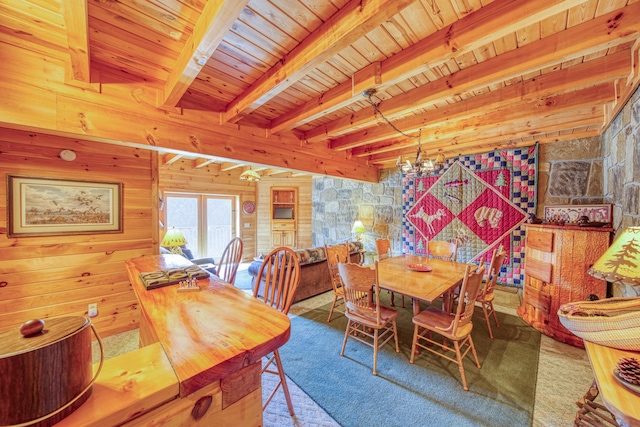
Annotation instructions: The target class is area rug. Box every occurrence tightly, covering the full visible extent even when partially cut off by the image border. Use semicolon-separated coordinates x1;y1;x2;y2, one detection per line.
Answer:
279;296;540;427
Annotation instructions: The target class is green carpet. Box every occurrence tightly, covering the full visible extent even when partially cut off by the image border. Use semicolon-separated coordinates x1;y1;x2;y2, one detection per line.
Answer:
279;295;540;427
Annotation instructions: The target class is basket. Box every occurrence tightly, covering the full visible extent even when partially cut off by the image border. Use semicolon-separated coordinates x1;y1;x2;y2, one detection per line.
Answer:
557;297;640;351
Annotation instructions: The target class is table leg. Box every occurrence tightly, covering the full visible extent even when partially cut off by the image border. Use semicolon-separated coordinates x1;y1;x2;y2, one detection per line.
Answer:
574;380;619;427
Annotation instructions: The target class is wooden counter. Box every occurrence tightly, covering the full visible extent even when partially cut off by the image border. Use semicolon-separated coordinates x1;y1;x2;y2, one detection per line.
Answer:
53;254;290;426
584;341;640;427
126;254;291;397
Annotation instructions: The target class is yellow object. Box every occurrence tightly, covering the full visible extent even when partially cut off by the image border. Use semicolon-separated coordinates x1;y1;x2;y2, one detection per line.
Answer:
589;227;640;294
351;220;366;241
161;228;187;254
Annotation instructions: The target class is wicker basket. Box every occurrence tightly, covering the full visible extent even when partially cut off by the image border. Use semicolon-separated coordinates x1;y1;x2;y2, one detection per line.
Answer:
557;297;640;351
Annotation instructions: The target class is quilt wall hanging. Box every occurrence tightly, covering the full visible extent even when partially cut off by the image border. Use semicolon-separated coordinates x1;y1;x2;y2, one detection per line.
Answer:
402;145;538;287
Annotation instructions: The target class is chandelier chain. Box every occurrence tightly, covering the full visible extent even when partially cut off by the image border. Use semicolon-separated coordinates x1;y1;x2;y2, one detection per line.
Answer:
363;89;437;175
364;91;421;143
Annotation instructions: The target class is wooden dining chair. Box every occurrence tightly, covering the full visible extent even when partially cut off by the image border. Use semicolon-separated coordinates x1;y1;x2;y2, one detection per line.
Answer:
410;264;486;391
325;243;350;322
338;261;400;376
427;239;458;262
375;236;404;307
477;247;507;339
216;237;243;285
253;246;301;416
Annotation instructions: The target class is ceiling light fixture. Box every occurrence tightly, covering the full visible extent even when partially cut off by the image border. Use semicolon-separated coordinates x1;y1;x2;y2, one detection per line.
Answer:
362;89;445;176
239;168;261;182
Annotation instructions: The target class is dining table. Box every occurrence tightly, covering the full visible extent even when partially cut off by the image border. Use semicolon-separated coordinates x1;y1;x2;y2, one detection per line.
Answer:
376;254;471;315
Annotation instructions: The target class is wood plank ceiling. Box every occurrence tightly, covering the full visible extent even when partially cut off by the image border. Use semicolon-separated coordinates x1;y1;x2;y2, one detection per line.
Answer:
1;0;639;178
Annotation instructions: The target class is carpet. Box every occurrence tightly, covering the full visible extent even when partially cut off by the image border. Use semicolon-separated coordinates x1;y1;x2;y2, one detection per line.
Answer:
278;295;541;427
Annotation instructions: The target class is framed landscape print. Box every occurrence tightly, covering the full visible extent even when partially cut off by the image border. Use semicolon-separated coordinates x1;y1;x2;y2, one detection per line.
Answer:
8;175;123;237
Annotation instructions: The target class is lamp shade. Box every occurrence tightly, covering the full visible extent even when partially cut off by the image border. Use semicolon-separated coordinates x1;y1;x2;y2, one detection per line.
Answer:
351;220;366;234
588;227;640;287
161;228;187;248
239;169;261;182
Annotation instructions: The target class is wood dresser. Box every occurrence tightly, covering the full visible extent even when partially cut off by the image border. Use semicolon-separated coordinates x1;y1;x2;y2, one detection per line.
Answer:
54;254;290;426
517;223;612;347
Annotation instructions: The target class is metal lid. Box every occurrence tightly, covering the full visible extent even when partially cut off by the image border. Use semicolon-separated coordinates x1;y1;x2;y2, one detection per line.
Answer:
0;317;89;358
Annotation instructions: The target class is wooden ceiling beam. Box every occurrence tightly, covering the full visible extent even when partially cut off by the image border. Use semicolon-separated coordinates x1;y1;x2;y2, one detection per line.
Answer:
374;129;601;167
223;0;416;124
61;0;90;83
220;162;244;171
193;158;216;169
347;83;614;155
162;153;183;165
269;0;591;134
159;0;249;109
305;3;640;143
369;108;604;165
339;51;629;153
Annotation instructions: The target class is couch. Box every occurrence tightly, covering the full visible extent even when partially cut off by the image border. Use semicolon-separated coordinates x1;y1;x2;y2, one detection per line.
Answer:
248;241;364;303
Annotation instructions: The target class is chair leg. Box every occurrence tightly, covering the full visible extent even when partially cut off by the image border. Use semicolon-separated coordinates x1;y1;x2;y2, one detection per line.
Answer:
490;301;500;327
373;328;379;376
482;303;494;339
392;320;400;353
409;324;419;364
327;294;338;322
468;335;481;369
273;349;295;416
341;319;351;356
453;340;468;391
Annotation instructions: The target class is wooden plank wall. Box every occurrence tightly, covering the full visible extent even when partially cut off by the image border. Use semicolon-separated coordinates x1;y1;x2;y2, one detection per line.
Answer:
158;159;257;262
256;176;312;255
0;128;155;338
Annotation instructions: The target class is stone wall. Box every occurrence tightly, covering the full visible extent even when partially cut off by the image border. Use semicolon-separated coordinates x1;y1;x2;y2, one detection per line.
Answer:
602;85;640;233
312;168;404;254
536;136;605;218
601;85;640;297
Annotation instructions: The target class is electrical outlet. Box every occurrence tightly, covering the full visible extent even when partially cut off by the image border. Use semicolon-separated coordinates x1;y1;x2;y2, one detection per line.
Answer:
88;303;98;318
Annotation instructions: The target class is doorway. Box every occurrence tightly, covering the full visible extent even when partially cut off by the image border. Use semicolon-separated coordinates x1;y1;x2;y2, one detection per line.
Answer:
164;193;237;259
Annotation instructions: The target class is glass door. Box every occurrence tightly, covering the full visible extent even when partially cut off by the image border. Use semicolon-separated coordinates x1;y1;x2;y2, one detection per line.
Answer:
165;193;236;259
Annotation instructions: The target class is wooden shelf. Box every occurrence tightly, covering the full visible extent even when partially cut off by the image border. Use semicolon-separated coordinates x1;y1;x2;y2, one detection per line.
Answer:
271;188;297;248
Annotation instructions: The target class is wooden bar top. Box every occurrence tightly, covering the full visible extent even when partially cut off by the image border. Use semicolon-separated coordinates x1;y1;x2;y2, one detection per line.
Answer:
584;341;640;427
126;254;290;397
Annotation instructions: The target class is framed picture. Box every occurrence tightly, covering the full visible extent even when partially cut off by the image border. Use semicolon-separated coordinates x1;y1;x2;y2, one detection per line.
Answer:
8;175;123;237
543;204;612;224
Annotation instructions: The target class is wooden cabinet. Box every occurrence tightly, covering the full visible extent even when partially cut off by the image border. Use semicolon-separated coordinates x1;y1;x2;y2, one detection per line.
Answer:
517;224;612;348
270;188;297;248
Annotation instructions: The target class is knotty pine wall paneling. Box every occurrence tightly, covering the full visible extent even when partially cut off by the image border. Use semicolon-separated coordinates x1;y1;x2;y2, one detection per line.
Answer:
256;176;312;255
0;128;156;338
158;159;257;262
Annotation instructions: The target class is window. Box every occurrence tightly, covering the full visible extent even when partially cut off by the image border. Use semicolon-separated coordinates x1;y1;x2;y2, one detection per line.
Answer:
165;193;237;259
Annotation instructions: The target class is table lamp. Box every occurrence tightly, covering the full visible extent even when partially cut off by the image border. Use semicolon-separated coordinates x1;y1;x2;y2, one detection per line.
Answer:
351;220;366;242
161;228;187;255
588;227;640;296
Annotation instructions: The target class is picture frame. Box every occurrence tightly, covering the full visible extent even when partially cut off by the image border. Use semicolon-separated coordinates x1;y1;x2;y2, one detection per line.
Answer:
543;204;612;224
8;175;123;237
